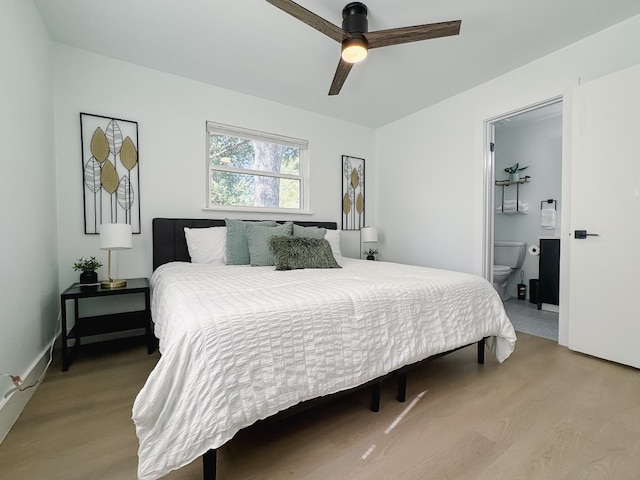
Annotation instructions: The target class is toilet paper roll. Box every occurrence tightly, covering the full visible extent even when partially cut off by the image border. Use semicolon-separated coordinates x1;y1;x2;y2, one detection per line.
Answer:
528;245;540;256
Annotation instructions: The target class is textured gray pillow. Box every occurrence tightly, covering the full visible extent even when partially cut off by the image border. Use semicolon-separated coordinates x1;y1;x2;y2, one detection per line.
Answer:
292;224;327;239
225;219;277;265
269;236;342;271
245;221;293;266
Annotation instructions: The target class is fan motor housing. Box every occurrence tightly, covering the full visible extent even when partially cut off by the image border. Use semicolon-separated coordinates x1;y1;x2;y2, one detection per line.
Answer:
342;2;368;34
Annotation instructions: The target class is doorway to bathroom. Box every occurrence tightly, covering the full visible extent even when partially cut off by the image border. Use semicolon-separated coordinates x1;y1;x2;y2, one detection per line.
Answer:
485;99;562;342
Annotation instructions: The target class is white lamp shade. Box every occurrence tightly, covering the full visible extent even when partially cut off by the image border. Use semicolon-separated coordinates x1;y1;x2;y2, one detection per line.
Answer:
361;226;378;243
100;223;133;250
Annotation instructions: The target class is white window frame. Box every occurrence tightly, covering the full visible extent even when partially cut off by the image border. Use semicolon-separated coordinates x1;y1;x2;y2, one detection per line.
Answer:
205;121;310;214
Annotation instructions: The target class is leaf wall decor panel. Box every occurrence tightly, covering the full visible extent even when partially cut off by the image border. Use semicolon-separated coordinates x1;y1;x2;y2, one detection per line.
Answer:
356;193;364;215
80;113;140;234
117;175;135;212
341;155;365;230
120;136;138;170
343;193;351;216
90;128;110;162
105;120;124;156
83;158;102;193
101;160;119;193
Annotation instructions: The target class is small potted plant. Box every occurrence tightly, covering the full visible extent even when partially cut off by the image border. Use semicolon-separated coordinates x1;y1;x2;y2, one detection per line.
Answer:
73;256;102;285
363;248;378;261
504;163;528;182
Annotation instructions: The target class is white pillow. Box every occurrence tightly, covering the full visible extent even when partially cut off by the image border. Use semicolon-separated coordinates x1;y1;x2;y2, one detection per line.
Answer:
324;229;342;258
184;227;227;264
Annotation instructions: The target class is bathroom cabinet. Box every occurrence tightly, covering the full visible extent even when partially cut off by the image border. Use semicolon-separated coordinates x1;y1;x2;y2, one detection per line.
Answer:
538;238;560;309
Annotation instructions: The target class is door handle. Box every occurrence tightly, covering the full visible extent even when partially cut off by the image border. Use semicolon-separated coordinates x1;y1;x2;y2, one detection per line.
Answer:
574;230;600;239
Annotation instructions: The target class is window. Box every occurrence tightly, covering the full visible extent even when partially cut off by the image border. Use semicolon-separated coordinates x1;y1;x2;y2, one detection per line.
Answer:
206;122;309;212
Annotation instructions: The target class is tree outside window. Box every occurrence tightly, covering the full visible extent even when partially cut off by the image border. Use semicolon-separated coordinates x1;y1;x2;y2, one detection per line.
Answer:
207;122;308;212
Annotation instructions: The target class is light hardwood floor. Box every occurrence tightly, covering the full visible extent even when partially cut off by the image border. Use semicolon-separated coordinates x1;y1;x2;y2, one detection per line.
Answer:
1;333;639;479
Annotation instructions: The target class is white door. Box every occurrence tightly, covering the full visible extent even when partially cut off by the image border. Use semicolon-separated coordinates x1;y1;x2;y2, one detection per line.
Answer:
567;64;640;368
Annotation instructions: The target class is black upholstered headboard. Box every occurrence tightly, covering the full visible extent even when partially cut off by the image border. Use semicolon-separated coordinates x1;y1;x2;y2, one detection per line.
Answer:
152;218;338;271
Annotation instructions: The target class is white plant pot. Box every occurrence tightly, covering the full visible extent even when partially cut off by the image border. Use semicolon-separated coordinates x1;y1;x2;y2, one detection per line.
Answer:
509;173;520;182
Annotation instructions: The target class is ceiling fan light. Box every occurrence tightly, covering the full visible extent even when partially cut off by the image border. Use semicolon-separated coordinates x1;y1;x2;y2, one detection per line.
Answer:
341;38;368;63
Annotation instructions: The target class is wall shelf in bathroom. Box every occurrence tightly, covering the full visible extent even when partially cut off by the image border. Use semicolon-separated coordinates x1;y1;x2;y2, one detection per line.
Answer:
495;176;531;213
494;176;531;187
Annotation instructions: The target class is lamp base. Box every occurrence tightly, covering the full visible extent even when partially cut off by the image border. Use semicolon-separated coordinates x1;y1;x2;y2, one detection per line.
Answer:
101;279;127;289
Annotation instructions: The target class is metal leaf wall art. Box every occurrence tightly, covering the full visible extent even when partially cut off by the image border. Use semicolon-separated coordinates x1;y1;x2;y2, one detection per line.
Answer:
341;155;365;230
80;113;140;234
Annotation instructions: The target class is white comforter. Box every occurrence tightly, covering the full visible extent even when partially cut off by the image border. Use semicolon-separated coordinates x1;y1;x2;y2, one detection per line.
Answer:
133;258;516;480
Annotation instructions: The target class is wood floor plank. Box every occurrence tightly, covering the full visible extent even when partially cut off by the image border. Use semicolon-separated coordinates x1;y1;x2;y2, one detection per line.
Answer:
1;334;639;479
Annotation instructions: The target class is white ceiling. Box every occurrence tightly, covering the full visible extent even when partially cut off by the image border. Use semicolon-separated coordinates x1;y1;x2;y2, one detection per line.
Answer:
35;0;640;128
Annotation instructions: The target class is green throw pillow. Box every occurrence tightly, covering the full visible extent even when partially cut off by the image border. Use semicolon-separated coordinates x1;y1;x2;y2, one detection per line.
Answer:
246;222;293;266
269;236;342;271
225;219;277;265
293;224;327;239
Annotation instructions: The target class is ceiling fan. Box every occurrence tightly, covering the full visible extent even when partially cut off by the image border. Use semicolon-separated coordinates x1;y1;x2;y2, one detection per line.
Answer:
266;0;461;95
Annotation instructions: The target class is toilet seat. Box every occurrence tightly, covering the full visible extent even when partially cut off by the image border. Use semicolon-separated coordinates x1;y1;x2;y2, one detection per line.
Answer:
493;265;511;275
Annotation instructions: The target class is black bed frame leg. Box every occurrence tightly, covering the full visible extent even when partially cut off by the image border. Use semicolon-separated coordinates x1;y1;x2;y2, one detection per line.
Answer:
397;372;407;403
477;337;485;365
370;382;381;412
203;449;217;480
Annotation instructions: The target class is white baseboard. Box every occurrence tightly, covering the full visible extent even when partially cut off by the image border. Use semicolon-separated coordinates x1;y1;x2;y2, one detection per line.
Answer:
0;340;54;443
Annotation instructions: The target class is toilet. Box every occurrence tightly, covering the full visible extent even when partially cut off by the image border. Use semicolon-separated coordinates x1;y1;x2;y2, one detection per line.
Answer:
493;241;527;301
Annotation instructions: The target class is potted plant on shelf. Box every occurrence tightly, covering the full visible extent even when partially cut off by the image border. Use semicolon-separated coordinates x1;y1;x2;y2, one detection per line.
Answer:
504;163;528;182
73;256;102;285
363;248;378;261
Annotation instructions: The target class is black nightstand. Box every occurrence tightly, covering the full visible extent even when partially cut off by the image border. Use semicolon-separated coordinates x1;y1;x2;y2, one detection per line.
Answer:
60;277;153;371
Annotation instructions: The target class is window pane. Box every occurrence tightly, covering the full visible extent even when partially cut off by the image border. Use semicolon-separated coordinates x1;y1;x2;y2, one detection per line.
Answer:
211;171;300;209
209;134;300;175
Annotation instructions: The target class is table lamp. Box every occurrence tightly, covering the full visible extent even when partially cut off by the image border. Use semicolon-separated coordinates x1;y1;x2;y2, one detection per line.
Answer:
100;223;132;288
361;226;378;260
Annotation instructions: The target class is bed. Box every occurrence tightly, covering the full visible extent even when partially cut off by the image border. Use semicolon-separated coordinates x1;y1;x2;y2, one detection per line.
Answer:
133;218;516;480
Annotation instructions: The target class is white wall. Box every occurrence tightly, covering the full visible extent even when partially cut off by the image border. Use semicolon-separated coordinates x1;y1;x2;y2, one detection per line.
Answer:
375;14;640;276
0;0;58;441
53;45;375;288
495;113;563;298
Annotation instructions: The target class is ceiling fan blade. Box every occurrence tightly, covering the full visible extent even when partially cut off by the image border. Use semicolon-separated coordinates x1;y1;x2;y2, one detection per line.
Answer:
266;0;348;43
364;20;461;49
328;58;354;96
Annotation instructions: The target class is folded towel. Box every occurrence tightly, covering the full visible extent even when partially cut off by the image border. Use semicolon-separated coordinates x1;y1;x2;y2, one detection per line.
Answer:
497;200;530;214
541;208;556;229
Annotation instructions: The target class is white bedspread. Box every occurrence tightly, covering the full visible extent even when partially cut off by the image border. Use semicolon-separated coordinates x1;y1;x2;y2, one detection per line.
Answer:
133;258;516;480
